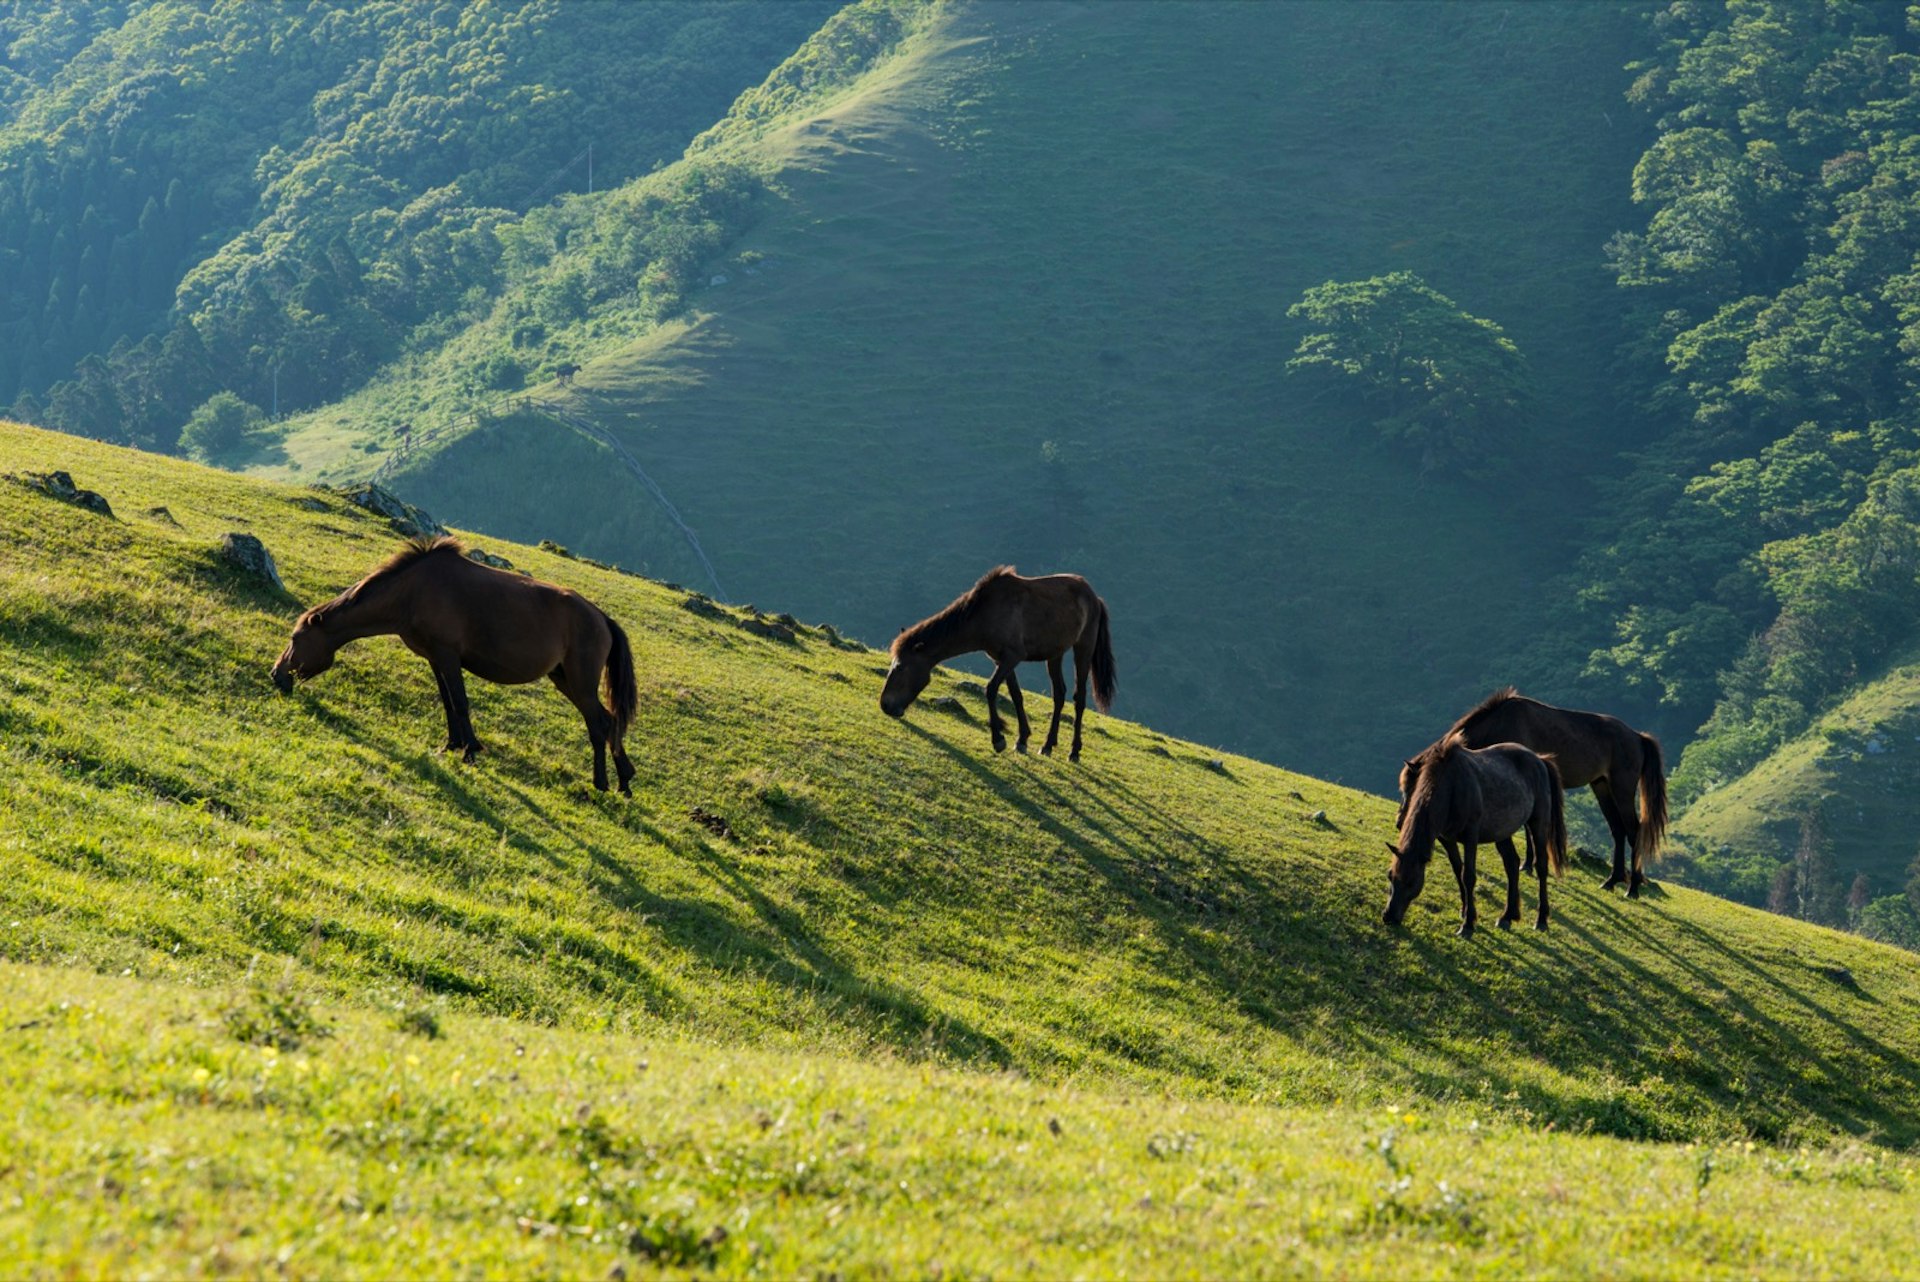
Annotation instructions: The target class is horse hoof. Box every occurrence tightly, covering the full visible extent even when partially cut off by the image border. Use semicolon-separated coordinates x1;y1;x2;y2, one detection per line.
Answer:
1534;917;1549;931
1040;743;1055;757
1497;917;1514;931
1456;923;1475;940
1600;874;1623;892
992;739;1007;754
461;749;479;764
1015;741;1028;754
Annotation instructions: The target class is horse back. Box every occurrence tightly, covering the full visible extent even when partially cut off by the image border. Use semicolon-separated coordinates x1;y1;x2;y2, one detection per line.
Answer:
1460;698;1627;789
993;572;1100;658
411;556;605;679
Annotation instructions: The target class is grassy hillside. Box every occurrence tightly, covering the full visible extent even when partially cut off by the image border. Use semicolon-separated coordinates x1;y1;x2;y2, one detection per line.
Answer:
7;419;1920;1272
1673;658;1920;907
8;962;1920;1278
6;418;1920;1138
274;0;1648;785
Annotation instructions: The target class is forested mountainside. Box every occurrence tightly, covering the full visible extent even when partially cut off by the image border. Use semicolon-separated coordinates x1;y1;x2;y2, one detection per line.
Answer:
281;0;1648;790
1561;1;1920;942
13;0;1920;948
0;0;836;445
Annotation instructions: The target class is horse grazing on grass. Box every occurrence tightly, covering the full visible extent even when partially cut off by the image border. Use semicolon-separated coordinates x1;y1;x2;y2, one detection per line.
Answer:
1398;688;1667;897
880;566;1116;760
1384;734;1568;937
271;536;639;794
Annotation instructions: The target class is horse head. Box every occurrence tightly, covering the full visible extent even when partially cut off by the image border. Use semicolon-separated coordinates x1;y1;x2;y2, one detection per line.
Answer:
271;609;337;693
879;639;934;719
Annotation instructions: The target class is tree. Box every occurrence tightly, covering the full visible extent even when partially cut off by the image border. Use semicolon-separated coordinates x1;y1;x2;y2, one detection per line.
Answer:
1286;272;1531;473
178;391;267;464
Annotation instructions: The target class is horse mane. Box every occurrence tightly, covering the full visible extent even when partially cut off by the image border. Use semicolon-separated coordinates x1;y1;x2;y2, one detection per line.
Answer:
892;565;1017;657
306;535;465;624
1449;686;1521;734
1406;730;1467;812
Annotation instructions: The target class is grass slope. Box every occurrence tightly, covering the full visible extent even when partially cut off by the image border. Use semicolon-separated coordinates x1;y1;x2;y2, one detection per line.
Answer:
5;418;1920;1147
7;962;1919;1279
1673;657;1920;906
285;0;1648;785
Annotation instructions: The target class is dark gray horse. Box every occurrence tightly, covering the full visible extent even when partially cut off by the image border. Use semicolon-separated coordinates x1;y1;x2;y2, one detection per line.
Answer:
1384;734;1567;937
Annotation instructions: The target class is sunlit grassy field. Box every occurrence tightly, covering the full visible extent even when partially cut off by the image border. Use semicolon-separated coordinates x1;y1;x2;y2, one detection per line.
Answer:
4;420;1920;1275
7;963;1918;1279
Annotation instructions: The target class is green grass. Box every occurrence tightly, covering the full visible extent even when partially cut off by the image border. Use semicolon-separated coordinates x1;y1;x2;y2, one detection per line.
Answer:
270;0;1649;784
7;420;1920;1272
7;961;1920;1279
1673;656;1920;906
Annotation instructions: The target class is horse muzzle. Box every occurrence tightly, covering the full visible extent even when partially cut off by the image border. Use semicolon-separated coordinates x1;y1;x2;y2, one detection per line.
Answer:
270;667;295;695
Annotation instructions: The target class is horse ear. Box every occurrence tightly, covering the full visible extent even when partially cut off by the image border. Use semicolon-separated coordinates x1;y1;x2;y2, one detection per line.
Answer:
1383;841;1399;856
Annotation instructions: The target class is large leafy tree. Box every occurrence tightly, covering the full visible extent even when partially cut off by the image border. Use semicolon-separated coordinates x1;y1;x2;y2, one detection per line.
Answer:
1286;272;1531;474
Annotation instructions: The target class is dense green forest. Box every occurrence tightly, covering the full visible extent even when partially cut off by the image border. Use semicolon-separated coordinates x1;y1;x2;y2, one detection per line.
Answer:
11;0;1920;948
0;0;835;450
1562;0;1920;940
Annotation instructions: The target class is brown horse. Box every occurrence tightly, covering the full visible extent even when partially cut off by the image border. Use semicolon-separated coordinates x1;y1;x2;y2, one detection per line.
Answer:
1384;734;1568;937
1398;688;1668;897
880;566;1116;759
270;536;639;793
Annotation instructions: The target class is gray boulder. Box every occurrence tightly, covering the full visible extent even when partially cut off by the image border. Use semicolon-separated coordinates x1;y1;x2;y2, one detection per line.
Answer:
327;481;446;539
8;469;113;517
220;533;286;593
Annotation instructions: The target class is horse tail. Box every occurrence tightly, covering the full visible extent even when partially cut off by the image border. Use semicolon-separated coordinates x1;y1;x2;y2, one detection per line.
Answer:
1637;731;1668;864
1090;596;1117;712
602;613;638;737
1541;752;1569;875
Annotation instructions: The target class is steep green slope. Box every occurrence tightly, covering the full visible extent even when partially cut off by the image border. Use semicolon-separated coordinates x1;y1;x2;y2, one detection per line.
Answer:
1672;656;1920;925
6;420;1920;1155
0;0;836;444
284;0;1646;784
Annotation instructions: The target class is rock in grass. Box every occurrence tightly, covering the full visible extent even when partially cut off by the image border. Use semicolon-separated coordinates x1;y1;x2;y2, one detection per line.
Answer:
465;547;515;571
326;481;446;539
219;532;285;592
8;469;113;517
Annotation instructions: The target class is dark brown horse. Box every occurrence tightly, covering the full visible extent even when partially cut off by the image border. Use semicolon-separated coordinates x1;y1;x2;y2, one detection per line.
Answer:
270;536;639;793
1398;688;1668;897
880;566;1116;759
1384;734;1568;937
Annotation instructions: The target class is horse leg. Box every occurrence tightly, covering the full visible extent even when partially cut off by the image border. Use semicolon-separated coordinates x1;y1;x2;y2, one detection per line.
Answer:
549;666;613;793
1041;656;1067;756
608;712;636;797
984;662;1012;753
1620;773;1649;899
1495;837;1522;930
1004;665;1032;753
1532;815;1552;929
1592;780;1630;892
431;655;481;761
1069;644;1090;762
1457;842;1478;939
430;667;462;752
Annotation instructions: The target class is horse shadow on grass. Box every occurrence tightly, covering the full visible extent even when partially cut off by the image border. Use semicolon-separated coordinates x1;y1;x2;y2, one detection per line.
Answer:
900;721;1920;1144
